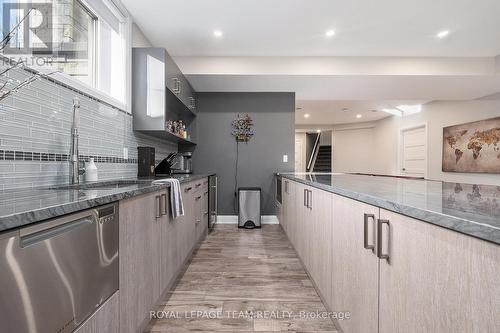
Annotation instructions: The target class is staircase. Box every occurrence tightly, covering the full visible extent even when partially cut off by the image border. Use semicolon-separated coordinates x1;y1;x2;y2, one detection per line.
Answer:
313;145;332;172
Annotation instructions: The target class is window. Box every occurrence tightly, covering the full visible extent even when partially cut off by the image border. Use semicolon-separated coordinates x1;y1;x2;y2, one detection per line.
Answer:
51;0;96;86
61;0;127;104
3;0;128;107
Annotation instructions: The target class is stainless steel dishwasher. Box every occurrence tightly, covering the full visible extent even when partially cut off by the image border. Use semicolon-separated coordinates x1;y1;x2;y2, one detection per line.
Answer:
0;203;119;333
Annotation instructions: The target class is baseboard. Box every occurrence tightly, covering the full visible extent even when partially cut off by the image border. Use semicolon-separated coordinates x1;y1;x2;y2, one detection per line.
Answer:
216;215;279;225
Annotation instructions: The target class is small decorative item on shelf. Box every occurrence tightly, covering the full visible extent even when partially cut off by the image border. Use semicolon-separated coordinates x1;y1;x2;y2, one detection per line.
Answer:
165;119;188;139
231;114;254;142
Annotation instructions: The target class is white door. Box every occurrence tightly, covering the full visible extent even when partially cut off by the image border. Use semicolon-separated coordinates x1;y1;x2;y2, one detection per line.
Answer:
295;137;304;172
401;126;426;177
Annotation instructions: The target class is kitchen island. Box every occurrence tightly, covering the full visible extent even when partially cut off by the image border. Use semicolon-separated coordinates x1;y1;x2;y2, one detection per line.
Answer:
277;173;500;333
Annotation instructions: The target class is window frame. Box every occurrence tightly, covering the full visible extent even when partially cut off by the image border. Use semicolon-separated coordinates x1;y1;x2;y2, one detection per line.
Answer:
36;0;130;111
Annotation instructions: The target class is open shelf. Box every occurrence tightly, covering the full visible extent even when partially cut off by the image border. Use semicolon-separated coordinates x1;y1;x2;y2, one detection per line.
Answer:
136;129;197;145
166;88;197;122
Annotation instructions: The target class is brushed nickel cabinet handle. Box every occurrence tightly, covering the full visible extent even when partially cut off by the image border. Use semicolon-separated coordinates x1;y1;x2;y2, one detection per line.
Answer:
155;196;161;218
377;219;390;260
184;187;192;192
308;190;312;210
172;78;180;94
364;213;375;251
161;194;167;215
195;195;202;200
303;189;307;207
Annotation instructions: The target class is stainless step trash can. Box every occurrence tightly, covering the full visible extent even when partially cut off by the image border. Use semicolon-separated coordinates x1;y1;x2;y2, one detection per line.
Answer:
238;187;261;229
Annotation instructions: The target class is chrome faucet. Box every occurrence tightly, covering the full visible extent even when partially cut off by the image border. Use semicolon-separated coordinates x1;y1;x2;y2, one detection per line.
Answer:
69;97;85;184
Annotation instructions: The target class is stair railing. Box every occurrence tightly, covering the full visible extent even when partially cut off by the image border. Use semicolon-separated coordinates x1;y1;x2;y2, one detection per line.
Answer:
306;132;321;172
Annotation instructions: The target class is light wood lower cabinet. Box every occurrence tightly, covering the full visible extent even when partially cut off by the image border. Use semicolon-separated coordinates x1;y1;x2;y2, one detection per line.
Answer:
74;292;120;333
119;178;208;333
280;178;500;333
281;179;291;233
309;188;333;308
160;188;178;293
378;209;500;333
330;194;379;333
119;191;161;333
194;190;204;240
293;182;309;264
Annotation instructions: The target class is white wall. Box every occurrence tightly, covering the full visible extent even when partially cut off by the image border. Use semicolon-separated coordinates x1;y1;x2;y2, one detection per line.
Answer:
372;100;500;185
295;133;307;172
132;23;153;47
319;130;332;146
333;127;376;174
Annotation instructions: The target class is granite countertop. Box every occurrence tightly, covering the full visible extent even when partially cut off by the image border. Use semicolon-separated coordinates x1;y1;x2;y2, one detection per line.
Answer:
0;174;215;233
278;173;500;245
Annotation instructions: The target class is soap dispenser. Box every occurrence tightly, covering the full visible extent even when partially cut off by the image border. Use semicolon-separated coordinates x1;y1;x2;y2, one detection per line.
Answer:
86;158;98;182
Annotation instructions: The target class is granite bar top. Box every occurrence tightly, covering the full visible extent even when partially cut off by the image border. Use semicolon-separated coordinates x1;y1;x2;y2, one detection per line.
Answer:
0;174;215;233
278;173;500;245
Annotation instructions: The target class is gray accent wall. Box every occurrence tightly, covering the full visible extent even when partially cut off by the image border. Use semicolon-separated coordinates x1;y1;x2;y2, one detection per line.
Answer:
0;68;176;190
193;92;295;215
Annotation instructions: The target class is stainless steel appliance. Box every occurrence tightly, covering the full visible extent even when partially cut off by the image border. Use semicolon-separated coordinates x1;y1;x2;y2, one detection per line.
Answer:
172;152;193;174
0;203;119;333
238;187;261;229
209;175;218;229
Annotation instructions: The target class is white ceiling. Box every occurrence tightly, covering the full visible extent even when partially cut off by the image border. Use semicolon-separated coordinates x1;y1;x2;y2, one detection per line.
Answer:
295;100;426;125
123;0;500;125
123;0;500;57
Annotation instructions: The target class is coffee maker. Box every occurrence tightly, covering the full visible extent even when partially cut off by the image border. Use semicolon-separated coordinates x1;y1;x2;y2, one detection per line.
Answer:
174;152;193;174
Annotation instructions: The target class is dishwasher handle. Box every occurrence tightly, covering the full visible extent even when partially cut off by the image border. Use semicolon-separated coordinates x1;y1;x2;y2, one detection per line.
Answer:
20;210;97;248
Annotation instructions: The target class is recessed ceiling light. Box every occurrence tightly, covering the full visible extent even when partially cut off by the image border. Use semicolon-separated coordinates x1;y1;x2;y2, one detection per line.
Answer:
436;30;450;39
325;29;336;38
213;30;223;38
382;108;403;117
356;114;362;119
342;108;349;112
395;104;422;116
304;113;310;118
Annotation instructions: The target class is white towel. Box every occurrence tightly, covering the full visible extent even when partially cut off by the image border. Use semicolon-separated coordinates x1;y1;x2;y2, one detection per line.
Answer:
153;178;184;218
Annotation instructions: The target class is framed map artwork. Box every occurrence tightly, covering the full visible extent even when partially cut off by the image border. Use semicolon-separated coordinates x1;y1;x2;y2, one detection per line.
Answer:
442;117;500;173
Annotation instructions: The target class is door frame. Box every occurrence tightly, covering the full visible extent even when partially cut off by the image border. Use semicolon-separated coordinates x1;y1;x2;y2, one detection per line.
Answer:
295;133;307;172
398;123;428;178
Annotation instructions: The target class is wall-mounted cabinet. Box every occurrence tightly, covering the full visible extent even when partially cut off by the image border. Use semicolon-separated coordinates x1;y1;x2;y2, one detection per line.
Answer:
132;48;197;147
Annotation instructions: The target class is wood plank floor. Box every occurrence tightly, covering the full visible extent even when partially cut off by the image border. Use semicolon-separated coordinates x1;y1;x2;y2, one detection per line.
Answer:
146;224;338;332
